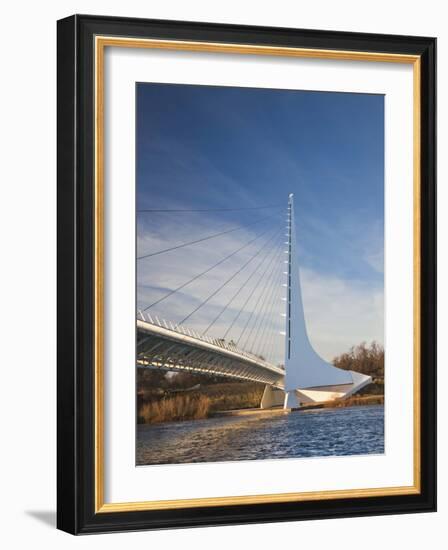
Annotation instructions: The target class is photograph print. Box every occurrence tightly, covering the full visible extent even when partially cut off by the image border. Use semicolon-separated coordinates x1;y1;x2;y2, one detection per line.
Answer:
136;83;385;466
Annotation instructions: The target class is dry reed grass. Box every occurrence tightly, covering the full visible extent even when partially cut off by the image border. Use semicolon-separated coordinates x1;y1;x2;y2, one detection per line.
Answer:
323;394;384;408
138;394;211;424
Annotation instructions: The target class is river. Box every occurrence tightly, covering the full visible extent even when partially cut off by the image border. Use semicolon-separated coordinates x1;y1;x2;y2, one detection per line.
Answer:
136;404;384;465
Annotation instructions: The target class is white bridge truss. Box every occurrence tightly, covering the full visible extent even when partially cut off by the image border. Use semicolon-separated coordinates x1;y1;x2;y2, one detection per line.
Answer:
137;312;285;388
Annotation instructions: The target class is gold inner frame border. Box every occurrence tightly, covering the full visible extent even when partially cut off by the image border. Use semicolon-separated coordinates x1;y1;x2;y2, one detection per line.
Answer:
94;35;421;513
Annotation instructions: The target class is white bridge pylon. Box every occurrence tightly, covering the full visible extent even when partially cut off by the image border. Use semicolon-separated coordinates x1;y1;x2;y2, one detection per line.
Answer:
270;193;371;409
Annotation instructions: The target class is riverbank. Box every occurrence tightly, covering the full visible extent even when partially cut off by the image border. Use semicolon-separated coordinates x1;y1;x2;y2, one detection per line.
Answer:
298;394;384;411
210;395;384;417
139;394;384;424
211;407;286;418
138;388;384;423
137;380;264;424
137;369;384;424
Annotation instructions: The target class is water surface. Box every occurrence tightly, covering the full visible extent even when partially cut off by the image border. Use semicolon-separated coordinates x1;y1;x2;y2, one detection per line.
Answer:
137;405;384;466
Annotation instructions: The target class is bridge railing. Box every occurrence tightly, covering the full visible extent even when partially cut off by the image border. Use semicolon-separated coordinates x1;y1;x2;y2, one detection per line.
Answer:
137;310;284;373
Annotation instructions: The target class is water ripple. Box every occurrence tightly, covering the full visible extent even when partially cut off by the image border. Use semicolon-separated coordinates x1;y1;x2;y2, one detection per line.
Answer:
137;405;384;465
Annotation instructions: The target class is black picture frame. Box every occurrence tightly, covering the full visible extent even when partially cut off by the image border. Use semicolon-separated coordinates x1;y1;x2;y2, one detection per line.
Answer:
57;14;436;534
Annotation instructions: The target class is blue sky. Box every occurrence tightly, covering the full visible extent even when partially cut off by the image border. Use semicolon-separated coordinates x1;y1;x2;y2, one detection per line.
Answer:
136;83;384;364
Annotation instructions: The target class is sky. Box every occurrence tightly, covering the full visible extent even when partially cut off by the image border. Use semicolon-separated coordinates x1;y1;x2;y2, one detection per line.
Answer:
136;83;384;364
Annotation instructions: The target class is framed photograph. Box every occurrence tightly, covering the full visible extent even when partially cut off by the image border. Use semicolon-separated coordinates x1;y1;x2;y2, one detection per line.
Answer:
57;14;436;534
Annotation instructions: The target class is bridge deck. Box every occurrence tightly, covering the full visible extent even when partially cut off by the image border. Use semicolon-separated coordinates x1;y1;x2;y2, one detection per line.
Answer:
137;315;285;387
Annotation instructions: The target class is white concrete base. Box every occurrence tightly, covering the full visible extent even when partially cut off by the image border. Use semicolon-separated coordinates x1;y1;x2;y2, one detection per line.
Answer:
260;371;372;410
260;385;285;409
283;390;301;409
296;371;372;404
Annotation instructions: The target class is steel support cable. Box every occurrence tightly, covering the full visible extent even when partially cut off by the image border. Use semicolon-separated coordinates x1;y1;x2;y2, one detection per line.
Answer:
250;273;281;351
222;243;283;340
258;280;284;360
137;212;279;260
252;260;286;355
225;244;283;344
266;287;285;365
241;255;284;353
263;324;279;365
245;269;282;356
200;230;281;337
263;280;285;361
259;313;277;364
142;223;277;312
249;267;285;356
241;249;283;344
250;213;283;360
260;214;289;363
263;212;290;363
244;265;284;354
257;277;285;362
201;226;283;335
178;225;279;325
137;205;282;213
234;246;284;347
266;312;283;365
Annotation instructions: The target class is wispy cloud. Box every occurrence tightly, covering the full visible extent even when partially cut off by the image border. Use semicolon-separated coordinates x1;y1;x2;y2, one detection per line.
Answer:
300;267;383;361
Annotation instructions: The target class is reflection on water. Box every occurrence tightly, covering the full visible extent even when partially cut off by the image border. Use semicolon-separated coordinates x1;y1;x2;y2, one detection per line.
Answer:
136;405;384;466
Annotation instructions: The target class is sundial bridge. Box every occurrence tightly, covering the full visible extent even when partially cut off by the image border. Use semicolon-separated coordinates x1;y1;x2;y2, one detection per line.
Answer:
137;194;371;409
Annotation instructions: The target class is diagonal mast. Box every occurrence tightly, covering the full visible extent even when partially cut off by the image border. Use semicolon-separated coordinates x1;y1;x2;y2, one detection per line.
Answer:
283;193;353;409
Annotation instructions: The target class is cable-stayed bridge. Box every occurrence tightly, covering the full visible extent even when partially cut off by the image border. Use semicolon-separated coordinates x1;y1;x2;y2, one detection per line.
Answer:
137;194;371;409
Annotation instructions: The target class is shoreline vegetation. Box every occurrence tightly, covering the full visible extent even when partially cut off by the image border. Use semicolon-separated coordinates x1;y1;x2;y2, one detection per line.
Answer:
137;381;264;424
137;341;384;424
300;394;384;410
